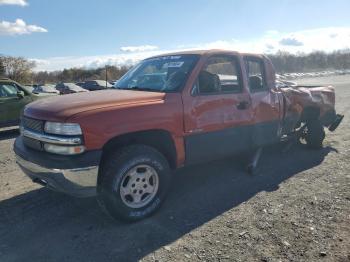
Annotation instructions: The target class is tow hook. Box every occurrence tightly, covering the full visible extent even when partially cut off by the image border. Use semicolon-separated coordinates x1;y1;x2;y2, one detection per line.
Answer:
328;114;344;132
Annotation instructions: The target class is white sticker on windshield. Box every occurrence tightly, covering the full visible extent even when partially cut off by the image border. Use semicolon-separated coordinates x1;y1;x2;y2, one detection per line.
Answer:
160;55;182;60
166;61;184;68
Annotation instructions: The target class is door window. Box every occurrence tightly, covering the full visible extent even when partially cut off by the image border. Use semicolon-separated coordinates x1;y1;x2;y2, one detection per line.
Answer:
245;58;267;91
194;55;242;95
0;84;18;97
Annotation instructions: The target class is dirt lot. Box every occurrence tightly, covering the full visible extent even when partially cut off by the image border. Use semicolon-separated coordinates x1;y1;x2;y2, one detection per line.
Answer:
0;75;349;262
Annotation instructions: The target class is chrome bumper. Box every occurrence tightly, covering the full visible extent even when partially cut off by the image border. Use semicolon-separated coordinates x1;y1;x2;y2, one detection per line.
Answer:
16;155;98;197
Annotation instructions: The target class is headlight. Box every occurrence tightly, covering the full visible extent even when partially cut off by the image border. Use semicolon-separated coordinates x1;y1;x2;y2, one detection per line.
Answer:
44;144;85;155
44;122;82;135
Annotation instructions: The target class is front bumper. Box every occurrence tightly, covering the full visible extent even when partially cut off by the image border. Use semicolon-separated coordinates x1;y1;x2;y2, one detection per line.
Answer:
14;136;101;197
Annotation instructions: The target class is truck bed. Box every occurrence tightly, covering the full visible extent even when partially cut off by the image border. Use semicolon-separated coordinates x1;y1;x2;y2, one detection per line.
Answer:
280;85;336;133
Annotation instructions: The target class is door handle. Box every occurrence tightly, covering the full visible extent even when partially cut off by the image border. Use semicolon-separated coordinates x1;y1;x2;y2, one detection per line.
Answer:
236;101;249;110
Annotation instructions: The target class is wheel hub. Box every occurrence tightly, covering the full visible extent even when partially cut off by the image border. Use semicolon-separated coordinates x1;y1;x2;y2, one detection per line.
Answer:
119;165;159;208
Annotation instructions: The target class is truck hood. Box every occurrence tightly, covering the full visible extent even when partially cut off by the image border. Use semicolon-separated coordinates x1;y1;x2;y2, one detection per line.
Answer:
24;89;166;121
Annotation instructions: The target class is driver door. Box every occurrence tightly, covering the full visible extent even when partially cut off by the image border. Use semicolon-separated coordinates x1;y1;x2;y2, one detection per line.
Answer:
183;54;253;164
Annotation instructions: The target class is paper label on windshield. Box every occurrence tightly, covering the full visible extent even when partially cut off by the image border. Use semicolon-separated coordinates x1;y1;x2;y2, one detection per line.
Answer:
165;61;184;68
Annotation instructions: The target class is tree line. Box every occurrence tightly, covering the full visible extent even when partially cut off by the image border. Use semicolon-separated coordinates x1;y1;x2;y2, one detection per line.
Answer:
0;56;129;84
267;49;350;73
1;49;350;84
32;66;130;85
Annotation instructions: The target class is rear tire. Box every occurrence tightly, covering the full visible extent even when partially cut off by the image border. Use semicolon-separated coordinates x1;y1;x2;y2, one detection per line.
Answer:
305;120;325;149
97;145;171;222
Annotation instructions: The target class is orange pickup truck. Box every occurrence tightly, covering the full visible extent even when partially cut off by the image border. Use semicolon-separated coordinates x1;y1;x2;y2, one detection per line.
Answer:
14;50;343;221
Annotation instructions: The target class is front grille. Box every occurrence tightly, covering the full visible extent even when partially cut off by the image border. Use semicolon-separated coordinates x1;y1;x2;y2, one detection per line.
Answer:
22;117;44;133
23;136;43;151
22;117;44;151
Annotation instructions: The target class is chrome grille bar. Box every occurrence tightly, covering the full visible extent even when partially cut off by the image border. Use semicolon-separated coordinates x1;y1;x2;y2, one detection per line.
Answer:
22;128;82;145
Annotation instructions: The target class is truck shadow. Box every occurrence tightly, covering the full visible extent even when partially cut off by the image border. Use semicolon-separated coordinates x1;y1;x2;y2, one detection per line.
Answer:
0;128;19;141
0;144;335;262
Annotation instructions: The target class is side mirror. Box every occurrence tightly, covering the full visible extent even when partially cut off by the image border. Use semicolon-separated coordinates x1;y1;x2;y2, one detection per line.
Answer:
17;91;25;99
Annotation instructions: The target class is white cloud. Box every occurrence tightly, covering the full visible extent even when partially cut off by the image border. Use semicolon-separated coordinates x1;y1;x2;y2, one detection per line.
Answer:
31;26;350;71
120;45;159;52
0;19;47;35
0;0;28;6
183;27;350;54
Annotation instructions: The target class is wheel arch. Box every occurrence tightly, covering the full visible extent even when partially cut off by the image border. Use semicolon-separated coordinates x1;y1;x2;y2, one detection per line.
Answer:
98;129;178;183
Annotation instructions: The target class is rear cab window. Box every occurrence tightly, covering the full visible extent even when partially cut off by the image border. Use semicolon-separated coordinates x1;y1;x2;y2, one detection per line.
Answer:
244;57;268;92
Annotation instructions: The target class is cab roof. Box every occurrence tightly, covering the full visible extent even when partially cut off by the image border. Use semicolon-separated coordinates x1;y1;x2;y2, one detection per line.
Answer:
148;49;264;59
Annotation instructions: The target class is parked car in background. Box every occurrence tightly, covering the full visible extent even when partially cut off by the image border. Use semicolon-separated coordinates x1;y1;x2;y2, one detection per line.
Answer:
79;80;113;91
75;82;85;88
0;78;48;128
55;83;89;95
33;85;60;95
109;80;118;86
24;85;34;93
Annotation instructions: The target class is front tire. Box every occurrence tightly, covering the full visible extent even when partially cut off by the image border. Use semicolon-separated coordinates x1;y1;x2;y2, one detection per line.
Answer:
97;145;171;222
305;120;325;149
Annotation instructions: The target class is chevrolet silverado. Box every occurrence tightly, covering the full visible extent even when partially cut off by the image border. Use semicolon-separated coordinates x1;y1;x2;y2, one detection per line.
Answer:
14;50;343;221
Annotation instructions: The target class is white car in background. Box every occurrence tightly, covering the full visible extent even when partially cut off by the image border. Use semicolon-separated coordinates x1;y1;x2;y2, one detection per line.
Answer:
33;85;60;95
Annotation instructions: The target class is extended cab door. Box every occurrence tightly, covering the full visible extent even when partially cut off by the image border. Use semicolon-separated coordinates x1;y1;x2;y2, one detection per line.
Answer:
244;56;283;147
182;54;253;164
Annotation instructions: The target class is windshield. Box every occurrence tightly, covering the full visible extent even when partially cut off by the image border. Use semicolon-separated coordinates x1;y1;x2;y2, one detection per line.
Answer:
114;54;199;92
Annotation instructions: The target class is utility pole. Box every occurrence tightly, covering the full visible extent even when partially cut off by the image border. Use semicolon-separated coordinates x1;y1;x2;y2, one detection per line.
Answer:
105;65;108;88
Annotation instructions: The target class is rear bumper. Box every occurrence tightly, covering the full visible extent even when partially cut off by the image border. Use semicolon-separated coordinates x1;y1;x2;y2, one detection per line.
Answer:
328;114;344;132
14;136;101;197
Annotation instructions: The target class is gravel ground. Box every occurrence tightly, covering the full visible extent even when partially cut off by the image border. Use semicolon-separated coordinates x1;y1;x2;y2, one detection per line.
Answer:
0;75;349;262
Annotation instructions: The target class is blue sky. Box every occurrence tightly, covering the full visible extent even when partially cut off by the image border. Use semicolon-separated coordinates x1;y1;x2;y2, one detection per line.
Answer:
1;0;350;71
